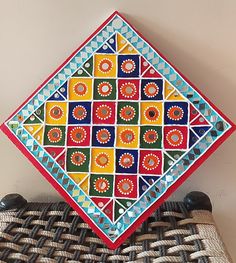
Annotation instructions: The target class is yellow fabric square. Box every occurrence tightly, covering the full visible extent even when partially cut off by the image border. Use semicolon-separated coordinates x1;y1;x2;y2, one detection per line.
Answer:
69;78;92;100
91;148;114;173
45;102;67;124
94;54;117;78
141;102;163;125
116;126;139;148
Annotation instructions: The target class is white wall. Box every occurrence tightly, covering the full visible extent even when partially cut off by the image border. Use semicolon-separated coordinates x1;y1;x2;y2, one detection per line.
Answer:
0;0;235;260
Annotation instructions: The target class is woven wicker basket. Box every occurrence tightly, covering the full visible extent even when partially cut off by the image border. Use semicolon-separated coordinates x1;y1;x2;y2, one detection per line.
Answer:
0;192;232;263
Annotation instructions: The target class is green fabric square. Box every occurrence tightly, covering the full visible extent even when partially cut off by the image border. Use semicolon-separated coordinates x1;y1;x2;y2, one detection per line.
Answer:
140;126;162;148
44;126;66;146
93;79;116;100
66;148;90;172
117;102;139;124
89;174;114;197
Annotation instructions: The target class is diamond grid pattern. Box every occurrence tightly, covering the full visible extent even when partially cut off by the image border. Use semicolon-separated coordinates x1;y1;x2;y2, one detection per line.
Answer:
1;12;234;249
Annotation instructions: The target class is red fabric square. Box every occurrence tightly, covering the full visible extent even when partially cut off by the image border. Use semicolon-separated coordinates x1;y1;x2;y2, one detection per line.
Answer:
114;175;138;198
139;150;162;175
67;126;90;146
163;126;188;149
92;102;116;124
118;79;140;100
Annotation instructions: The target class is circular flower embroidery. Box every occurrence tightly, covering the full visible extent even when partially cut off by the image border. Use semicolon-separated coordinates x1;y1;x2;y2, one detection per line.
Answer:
71;151;86;166
47;128;62;143
144;82;159;98
73;82;87;96
117;179;134;195
142;154;160;170
98;58;113;73
97;82;113;97
119;129;135;144
49;106;64;120
119;105;136;122
120;82;137;98
167;106;184;121
72;105;87;121
119;153;134;169
94;177;110;193
121;59;136;74
96;105;112;120
70;127;87;144
143;129;158;144
144;106;160;122
96;128;111;144
95;153;109;168
166;129;184;147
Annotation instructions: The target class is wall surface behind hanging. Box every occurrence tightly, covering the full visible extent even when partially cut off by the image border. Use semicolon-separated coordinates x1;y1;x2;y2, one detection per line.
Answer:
0;0;235;260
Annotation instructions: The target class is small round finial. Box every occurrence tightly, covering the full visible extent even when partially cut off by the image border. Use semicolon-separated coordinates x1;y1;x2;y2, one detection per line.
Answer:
0;193;27;211
184;191;212;212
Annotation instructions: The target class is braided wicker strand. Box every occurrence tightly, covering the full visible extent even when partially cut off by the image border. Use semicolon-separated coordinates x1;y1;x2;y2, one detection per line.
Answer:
0;201;232;263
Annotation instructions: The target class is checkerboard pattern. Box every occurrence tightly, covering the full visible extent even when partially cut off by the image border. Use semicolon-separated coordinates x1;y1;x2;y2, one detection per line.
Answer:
28;38;212;222
1;12;234;248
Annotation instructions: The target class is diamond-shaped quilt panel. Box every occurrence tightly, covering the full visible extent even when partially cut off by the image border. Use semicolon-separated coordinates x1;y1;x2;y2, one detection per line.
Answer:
1;12;234;249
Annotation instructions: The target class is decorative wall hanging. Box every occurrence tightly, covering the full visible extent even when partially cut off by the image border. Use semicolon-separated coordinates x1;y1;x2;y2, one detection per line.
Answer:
1;12;235;249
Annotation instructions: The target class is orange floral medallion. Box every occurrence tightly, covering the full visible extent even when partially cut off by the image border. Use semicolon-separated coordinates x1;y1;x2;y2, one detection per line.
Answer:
144;82;159;98
71;151;86;166
144;106;159;122
95;153;109;168
119;106;136;121
167;106;184;121
119;153;134;169
142;154;160;170
70;127;87;144
49;106;63;120
96;128;111;144
97;82;113;97
120;82;137;98
119;129;135;144
94;177;110;193
121;59;136;74
72;105;87;121
96;105;112;120
98;58;113;73
117;179;134;195
143;129;158;144
73;82;87;96
166;129;183;147
47;128;62;143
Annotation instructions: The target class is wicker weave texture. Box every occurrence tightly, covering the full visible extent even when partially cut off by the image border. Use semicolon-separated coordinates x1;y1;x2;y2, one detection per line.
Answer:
0;202;232;263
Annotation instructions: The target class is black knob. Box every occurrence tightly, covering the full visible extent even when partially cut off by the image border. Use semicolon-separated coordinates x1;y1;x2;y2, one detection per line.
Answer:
0;194;27;211
184;191;212;212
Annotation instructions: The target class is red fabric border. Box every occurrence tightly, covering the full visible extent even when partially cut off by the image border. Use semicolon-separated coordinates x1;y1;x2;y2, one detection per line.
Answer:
1;11;235;249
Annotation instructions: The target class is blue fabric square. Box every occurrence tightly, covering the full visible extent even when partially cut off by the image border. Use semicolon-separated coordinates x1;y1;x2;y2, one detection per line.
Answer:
68;102;91;124
118;55;140;78
141;79;163;100
116;149;138;174
164;102;188;125
92;126;115;147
